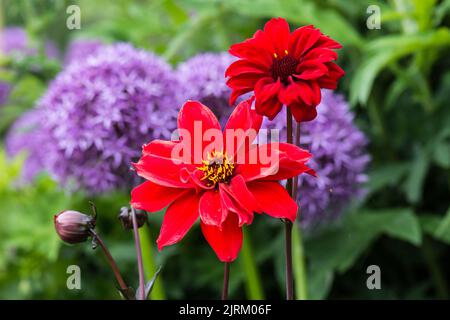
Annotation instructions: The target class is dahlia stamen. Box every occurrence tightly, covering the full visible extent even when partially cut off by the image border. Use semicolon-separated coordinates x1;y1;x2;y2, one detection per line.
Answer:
198;150;235;186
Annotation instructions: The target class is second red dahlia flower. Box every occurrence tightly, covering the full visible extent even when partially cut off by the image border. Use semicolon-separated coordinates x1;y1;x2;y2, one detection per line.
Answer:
226;17;344;122
130;98;314;262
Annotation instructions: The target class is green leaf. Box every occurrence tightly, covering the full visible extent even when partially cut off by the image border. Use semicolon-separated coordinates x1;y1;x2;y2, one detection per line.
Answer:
403;148;429;204
307;269;334;300
367;163;410;195
305;208;421;298
420;213;450;245
220;0;362;47
351;28;450;105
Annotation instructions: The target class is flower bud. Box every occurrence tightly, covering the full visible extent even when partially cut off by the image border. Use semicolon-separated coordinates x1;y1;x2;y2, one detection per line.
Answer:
118;207;147;230
54;210;96;244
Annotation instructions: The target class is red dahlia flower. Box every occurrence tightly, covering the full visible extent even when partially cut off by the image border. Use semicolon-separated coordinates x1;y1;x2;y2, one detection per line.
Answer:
130;98;314;262
226;17;344;122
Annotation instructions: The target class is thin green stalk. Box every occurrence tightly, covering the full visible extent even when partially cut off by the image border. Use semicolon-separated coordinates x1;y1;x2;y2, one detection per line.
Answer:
421;236;449;299
285;108;294;300
240;228;264;299
292;122;308;300
138;223;166;300
292;223;308;300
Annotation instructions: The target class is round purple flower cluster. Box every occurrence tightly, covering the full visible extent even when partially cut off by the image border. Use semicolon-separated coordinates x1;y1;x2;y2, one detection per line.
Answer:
262;90;370;228
7;43;182;194
177;52;236;126
5;109;50;182
64;39;104;65
1;27;58;107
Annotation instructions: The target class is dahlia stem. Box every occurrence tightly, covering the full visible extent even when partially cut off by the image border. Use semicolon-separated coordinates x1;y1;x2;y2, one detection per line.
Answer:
292;121;308;300
222;262;231;300
292;223;308;299
292;123;301;198
285;108;294;300
89;229;130;297
131;208;145;300
139;223;166;299
240;228;265;299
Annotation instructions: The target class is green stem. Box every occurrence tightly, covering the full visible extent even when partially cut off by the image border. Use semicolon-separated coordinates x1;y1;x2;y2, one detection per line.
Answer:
422;236;449;299
285;108;294;300
138;223;166;300
292;223;308;300
240;228;264;299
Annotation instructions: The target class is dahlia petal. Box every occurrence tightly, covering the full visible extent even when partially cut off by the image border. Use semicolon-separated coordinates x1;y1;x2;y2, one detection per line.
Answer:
317;62;345;89
225;59;269;78
226;73;263;91
254;78;283;119
201;212;243;262
178;100;221;134
156;190;200;250
142;139;179;157
247;181;298;222
133;154;193;188
294;60;328;80
229;30;273;67
222;174;261;214
290;81;321;106
131;181;187;212
235;143;283;182
229;88;253;106
303;47;338;64
178;100;222;164
199;190;226;226
219;184;253;226
263;17;290;56
236;142;314;181
289;101;318;122
224;97;262;157
262;142;316;180
316;35;342;49
289;25;321;59
278;83;296;106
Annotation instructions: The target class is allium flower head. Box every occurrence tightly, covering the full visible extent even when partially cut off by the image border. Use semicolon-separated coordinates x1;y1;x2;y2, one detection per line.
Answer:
5;109;50;182
12;43;181;193
0;26;58;59
64;39;103;65
262;90;370;228
131;98;315;262
1;27;58;107
0;27;30;56
177;52;236;126
226;18;344;122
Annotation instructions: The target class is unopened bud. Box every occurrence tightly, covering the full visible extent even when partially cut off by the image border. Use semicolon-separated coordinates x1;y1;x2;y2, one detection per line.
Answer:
54;210;96;244
118;207;147;230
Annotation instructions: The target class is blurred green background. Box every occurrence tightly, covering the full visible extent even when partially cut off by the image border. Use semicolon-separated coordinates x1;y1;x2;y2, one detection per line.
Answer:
1;0;450;299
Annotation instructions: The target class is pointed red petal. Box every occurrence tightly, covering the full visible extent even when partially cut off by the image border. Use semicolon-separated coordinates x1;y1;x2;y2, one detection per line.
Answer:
224;97;262;158
263;17;290;56
247;181;298;222
131;181;188;212
199;190;226;226
156;190;200;250
201;212;243;262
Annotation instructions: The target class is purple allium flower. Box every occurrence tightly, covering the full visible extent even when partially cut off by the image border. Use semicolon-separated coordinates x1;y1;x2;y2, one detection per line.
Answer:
9;43;182;194
262;90;370;229
0;26;58;59
0;27;30;56
0;27;58;107
0;82;11;105
177;52;237;126
5;109;50;182
64;39;103;65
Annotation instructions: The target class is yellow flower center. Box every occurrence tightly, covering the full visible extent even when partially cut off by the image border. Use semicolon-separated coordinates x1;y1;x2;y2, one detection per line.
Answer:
197;150;235;186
